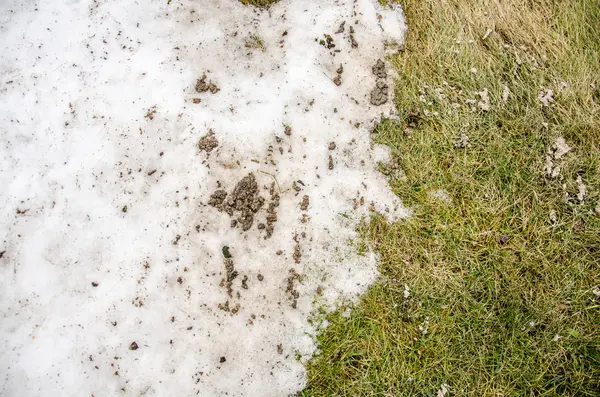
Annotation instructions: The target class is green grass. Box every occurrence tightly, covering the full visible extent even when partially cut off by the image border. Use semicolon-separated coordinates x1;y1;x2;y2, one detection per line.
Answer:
303;0;600;395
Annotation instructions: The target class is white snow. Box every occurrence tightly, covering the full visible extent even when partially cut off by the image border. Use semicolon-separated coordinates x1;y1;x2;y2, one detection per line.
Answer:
0;0;407;396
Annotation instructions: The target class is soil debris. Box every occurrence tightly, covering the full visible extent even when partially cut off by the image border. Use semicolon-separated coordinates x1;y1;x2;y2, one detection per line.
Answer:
300;195;309;211
277;344;283;354
265;182;280;238
209;173;265;231
335;21;345;34
284;125;292;136
349;26;358;48
222;258;238;297
208;189;228;207
319;34;335;49
286;269;301;309
195;73;219;94
198;129;219;153
370;80;389;106
372;59;387;79
293;241;301;264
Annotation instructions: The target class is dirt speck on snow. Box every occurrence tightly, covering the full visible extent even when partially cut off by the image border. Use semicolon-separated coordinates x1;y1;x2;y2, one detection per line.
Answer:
286;269;300;309
264;182;280;238
349;25;358;48
300;195;309;211
195;73;220;94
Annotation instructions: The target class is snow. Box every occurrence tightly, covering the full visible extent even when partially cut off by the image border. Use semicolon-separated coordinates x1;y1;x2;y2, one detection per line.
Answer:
0;0;407;396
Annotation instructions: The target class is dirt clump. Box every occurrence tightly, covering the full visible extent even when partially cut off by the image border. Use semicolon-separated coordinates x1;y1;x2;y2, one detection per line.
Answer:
372;59;387;79
333;64;344;86
370;59;389;106
370;80;389;106
208;189;227;207
293;239;301;264
319;34;335;49
198;129;219;153
209;173;265;231
349;26;358;48
286;269;301;309
222;258;238;297
300;195;309;211
195;73;220;94
264;182;280;238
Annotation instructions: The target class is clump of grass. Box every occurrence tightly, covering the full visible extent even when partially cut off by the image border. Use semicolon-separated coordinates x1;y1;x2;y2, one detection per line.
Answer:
304;0;600;396
245;34;266;51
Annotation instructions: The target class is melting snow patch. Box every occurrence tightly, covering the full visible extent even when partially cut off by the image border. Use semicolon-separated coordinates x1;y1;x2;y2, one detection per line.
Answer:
0;0;407;396
538;88;555;107
544;136;571;178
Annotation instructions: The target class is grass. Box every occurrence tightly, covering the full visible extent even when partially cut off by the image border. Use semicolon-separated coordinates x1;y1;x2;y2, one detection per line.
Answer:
245;34;266;51
303;0;600;396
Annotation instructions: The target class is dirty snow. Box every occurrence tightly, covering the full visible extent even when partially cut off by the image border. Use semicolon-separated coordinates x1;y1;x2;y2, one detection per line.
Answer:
0;0;407;396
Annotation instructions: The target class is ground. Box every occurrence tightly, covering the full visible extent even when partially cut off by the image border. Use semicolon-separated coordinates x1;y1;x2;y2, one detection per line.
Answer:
304;0;600;396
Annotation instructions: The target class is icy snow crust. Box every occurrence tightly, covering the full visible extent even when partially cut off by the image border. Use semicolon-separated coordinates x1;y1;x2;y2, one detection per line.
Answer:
0;0;407;395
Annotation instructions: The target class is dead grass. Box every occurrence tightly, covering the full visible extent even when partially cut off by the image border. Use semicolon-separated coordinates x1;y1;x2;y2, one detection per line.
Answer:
304;0;600;395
